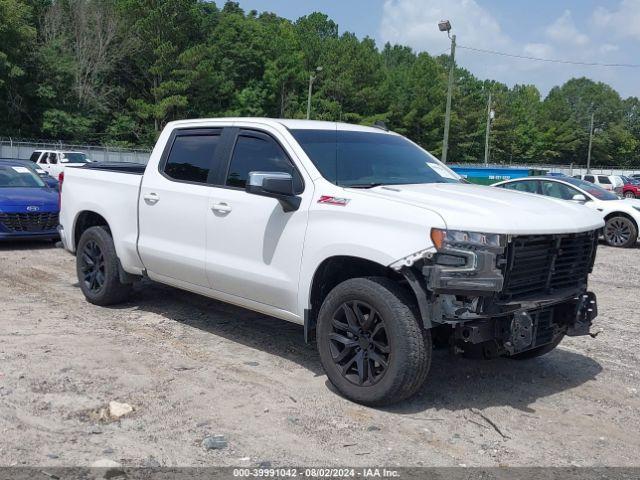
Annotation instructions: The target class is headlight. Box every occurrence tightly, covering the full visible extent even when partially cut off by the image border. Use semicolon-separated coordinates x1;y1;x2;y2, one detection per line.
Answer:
426;228;506;293
431;228;505;250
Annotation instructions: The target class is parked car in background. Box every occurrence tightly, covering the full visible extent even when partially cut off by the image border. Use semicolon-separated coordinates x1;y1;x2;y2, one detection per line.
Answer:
493;176;640;248
620;176;640;199
59;118;603;406
29;150;92;179
0;158;59;190
0;161;60;241
573;174;624;197
546;172;567;177
631;174;640;180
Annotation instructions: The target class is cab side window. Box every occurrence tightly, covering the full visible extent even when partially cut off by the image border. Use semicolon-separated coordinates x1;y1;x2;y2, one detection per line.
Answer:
48;153;58;164
29;152;40;163
540;181;580;200
226;132;303;193
584;175;595;183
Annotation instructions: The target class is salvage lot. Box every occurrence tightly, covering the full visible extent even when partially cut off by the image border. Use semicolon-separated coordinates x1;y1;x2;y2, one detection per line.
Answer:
0;243;639;467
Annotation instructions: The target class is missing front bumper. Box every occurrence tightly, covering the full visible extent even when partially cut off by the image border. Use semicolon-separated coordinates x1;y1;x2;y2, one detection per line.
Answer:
452;292;598;356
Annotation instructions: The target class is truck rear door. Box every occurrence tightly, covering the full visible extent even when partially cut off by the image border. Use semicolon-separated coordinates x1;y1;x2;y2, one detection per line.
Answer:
137;128;224;287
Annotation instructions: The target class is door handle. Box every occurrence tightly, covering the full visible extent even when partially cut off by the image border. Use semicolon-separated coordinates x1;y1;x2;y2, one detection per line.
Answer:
211;202;232;213
143;192;160;205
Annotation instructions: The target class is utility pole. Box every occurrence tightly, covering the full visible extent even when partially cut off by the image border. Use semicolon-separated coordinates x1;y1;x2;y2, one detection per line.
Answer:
586;112;595;173
442;33;456;164
484;92;493;166
306;66;323;120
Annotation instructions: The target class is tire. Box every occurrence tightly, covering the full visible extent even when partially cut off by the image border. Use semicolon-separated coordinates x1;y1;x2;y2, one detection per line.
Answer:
624;191;636;199
508;334;564;360
76;226;131;306
604;216;638;248
316;277;431;406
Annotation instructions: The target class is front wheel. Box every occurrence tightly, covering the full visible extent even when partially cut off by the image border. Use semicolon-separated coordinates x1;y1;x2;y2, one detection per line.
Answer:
316;277;431;406
76;226;131;306
624;191;637;199
604;216;637;248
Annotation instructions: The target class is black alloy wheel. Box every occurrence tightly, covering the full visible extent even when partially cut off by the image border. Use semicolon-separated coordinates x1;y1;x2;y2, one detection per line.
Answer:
329;300;390;386
316;277;431;406
80;240;105;292
76;226;131;305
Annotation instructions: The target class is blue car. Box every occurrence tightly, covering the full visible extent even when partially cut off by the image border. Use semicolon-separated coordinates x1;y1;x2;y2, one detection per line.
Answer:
0;158;59;190
0;161;60;241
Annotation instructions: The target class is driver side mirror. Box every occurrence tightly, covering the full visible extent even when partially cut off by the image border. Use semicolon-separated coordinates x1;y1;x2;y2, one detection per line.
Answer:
246;172;301;212
571;194;588;203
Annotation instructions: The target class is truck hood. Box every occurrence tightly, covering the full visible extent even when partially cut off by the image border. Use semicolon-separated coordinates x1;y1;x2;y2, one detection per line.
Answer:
0;187;58;208
353;183;604;234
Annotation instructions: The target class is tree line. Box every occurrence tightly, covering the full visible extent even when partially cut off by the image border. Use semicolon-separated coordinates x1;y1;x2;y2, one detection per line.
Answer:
1;0;639;167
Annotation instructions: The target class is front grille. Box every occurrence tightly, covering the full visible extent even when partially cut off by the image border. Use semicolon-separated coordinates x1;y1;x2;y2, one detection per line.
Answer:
0;212;59;233
501;230;597;300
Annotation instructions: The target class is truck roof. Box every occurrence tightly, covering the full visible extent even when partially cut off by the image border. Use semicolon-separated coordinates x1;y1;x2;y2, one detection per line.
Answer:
167;117;394;134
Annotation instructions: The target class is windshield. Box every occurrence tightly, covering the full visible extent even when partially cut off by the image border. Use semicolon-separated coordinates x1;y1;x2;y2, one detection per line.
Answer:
622;176;640;185
61;152;89;163
0;166;46;188
289;129;461;187
563;177;619;200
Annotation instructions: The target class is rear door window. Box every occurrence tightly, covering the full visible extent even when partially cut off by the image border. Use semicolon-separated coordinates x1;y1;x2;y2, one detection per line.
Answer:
598;176;611;184
162;131;222;184
584;175;595;183
501;180;540;194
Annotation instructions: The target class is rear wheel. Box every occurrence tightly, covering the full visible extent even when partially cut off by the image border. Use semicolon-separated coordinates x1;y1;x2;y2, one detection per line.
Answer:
76;226;131;305
604;216;637;248
316;277;431;406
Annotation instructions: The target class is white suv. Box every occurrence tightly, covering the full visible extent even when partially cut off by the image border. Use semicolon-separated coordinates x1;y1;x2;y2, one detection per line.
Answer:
574;174;623;196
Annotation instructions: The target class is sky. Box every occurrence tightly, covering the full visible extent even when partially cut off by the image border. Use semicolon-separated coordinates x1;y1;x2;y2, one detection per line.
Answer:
235;0;640;99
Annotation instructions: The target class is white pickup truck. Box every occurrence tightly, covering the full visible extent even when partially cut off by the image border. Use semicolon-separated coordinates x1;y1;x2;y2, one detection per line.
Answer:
59;118;604;406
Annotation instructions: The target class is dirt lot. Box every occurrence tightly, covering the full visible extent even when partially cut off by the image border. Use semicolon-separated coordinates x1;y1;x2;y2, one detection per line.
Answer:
0;241;639;468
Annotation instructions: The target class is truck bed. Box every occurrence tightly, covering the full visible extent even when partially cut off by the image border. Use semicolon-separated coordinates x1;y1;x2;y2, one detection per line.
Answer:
59;163;146;275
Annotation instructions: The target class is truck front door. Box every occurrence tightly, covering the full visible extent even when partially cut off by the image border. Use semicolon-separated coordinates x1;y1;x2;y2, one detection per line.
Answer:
205;128;311;316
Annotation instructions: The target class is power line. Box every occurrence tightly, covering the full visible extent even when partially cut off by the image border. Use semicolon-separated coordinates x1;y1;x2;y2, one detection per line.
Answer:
457;44;640;68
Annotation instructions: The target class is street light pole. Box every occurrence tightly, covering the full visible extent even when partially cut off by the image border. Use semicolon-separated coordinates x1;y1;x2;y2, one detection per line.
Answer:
587;112;595;173
306;66;323;120
439;20;456;164
484;92;493;166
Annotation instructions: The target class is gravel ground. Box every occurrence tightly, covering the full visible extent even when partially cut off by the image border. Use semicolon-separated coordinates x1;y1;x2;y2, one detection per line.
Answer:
0;241;638;467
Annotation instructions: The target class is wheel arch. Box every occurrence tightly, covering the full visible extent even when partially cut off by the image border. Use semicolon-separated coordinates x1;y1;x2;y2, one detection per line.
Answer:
73;210;110;250
305;255;419;343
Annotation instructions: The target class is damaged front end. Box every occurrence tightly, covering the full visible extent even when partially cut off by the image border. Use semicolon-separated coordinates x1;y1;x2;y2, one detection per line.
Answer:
391;228;599;357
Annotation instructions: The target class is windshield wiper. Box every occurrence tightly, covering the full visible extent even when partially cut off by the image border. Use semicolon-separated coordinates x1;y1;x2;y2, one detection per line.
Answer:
343;183;384;189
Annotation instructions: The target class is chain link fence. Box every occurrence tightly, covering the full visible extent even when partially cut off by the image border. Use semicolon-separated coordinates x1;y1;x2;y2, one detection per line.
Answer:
0;138;151;164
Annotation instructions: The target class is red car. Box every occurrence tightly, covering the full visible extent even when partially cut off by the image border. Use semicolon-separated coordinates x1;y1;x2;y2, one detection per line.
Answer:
621;176;640;199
